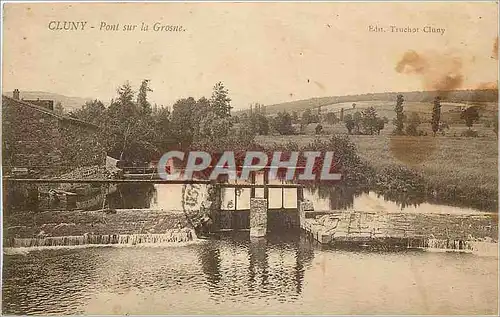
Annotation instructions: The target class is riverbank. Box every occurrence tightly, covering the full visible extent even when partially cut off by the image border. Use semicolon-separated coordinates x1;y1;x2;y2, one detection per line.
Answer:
256;135;498;212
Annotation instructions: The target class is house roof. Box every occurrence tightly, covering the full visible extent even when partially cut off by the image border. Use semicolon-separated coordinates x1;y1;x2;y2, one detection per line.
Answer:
2;95;98;129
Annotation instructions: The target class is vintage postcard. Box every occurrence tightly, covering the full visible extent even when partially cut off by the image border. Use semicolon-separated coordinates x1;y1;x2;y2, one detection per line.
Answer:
1;1;498;315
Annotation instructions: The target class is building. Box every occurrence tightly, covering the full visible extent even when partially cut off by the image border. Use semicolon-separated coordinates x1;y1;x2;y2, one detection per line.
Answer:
2;90;105;177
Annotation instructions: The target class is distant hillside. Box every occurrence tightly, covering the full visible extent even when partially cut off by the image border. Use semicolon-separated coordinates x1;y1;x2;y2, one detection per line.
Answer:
237;89;498;116
3;91;92;112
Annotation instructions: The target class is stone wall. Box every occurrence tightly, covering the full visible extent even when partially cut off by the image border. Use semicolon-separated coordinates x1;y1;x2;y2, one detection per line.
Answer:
3;209;191;240
2;96;62;175
2;96;105;177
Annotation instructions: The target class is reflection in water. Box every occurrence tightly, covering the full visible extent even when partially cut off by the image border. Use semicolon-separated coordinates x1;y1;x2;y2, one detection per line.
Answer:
373;189;427;210
304;184;365;210
105;183;489;214
196;232;314;303
2;233;498;315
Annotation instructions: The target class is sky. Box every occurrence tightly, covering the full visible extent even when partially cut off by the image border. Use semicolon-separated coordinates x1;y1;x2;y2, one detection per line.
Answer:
2;2;498;110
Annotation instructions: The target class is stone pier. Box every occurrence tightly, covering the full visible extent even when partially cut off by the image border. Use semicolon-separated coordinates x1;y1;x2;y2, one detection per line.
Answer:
250;198;267;237
298;199;314;229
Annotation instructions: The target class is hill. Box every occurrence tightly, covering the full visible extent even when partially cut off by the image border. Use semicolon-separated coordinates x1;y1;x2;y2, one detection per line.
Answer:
237;89;498;116
3;91;92;112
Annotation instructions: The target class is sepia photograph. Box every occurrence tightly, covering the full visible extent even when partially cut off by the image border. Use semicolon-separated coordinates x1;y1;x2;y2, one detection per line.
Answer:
1;1;499;315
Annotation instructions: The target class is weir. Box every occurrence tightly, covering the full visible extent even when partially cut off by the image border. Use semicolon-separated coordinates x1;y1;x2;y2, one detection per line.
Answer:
5;231;196;248
3;176;498;255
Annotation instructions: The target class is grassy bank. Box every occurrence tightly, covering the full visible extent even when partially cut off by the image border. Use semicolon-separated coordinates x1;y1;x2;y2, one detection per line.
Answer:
256;134;498;211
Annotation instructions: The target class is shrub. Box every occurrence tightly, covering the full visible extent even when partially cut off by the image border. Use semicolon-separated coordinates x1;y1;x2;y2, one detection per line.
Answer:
461;129;478;137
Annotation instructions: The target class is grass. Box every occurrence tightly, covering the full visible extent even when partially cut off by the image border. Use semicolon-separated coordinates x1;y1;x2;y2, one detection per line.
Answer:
256;131;498;211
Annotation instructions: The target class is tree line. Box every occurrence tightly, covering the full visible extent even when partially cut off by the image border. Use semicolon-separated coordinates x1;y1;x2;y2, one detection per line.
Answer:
70;80;235;162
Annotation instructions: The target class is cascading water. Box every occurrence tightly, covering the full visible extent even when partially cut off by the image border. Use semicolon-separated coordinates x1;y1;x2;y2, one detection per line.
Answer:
424;238;498;256
426;238;472;251
6;230;196;248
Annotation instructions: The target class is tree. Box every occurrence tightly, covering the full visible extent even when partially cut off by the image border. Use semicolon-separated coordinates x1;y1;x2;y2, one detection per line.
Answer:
405;112;421;136
291;111;299;124
460;106;480;129
340;108;344;121
344;114;355;134
210;82;232;118
302;109;313;125
375;118;385;135
353;111;362;134
255;114;269;135
494;113;498;137
171;97;198;148
137;79;153;115
324;112;339;125
199;112;232;142
272;111;294;135
72;99;106;125
106;81;158;161
153;106;175;153
431;96;442;136
393;94;405;135
54;101;65;115
116;81;135;114
315;124;323;135
360;106;378;135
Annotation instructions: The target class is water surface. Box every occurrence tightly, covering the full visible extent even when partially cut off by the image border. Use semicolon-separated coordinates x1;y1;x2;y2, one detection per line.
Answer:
2;233;498;315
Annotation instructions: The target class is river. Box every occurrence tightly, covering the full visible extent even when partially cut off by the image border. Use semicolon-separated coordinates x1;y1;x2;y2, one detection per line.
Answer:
2;232;498;315
3;184;498;315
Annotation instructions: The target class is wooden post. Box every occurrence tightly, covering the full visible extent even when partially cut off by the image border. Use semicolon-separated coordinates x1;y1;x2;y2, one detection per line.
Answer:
297;186;304;209
234;187;238;211
281;187;284;209
263;171;269;209
250;172;256;198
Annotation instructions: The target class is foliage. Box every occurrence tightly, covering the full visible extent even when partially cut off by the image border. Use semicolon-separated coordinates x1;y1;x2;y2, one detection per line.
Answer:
137;79;153;115
344;113;355;134
210;81;232;118
240;109;269;136
71;80;240;163
301;109;319;125
431;96;441;136
324;112;339;125
393;94;405;135
352;111;362;134
268;135;374;187
460;129;479;137
271;111;295;135
494;113;498;137
71;100;106;126
54;101;65;115
360;106;379;135
405;112;422;136
315;124;323;134
460;106;480;129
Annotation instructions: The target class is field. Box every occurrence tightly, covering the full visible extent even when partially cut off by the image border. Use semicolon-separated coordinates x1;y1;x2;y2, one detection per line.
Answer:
242;89;498;117
298;121;498;138
319;101;497;122
256;133;498;210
